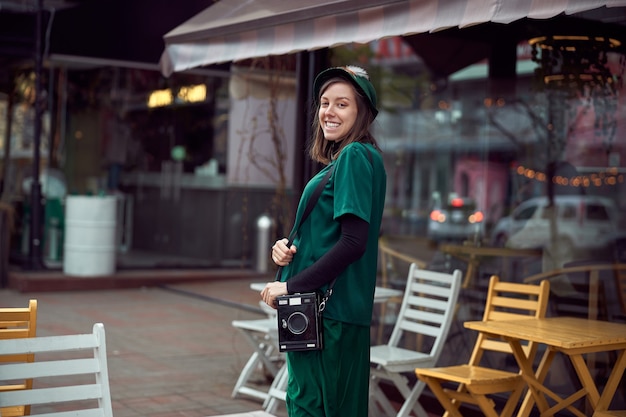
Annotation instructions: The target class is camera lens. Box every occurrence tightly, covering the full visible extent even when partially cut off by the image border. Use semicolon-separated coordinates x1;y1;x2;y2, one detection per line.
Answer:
287;312;309;335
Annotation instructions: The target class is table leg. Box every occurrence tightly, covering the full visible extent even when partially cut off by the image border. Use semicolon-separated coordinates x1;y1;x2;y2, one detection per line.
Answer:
517;344;612;417
510;341;553;416
569;352;601;407
586;270;600;416
594;349;626;413
462;257;478;288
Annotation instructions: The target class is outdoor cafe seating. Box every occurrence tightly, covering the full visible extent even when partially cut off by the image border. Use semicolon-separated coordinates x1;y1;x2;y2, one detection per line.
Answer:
231;301;283;403
463;316;626;417
369;264;462;417
0;299;38;417
0;322;114;417
415;275;551;417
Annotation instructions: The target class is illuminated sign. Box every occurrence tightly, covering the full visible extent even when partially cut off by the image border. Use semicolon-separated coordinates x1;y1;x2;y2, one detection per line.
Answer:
147;89;173;108
147;84;207;108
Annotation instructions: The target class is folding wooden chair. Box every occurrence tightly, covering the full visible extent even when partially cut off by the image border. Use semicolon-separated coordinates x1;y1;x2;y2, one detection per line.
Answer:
0;322;113;417
369;264;463;417
415;275;550;417
0;299;38;417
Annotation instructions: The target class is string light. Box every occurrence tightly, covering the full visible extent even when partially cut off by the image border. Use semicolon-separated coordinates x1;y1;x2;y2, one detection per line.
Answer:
515;164;624;187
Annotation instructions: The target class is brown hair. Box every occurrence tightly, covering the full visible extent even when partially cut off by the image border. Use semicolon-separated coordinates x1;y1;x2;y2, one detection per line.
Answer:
308;77;380;164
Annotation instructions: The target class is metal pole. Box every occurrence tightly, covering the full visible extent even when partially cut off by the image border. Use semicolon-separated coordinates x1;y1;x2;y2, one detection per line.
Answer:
28;0;45;269
1;86;14;198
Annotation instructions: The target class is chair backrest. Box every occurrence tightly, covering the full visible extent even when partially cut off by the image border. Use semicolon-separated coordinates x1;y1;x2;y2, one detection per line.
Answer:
0;299;38;416
386;264;463;360
0;323;113;417
467;275;550;367
524;263;626;320
614;267;626;318
0;299;38;339
379;236;428;288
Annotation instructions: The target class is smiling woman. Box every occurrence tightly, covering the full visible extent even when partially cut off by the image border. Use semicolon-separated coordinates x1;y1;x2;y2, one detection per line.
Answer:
260;66;387;417
318;81;359;142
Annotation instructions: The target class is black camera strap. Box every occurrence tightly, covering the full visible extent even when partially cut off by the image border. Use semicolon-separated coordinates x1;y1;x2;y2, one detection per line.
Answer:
274;164;337;311
274;145;374;312
290;164;335;247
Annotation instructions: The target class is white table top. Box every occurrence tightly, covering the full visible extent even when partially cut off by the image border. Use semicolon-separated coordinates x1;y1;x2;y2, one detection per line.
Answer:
250;282;402;303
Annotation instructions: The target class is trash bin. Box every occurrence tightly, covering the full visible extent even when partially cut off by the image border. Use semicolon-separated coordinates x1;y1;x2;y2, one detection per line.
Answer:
63;195;117;276
255;214;274;273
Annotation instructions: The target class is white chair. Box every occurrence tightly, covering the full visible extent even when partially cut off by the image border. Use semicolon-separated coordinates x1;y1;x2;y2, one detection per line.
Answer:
231;302;284;402
235;285;414;416
0;322;113;417
263;361;288;414
369;264;463;417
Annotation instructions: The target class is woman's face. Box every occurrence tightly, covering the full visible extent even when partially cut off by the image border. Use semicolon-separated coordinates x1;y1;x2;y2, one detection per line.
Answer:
318;81;358;142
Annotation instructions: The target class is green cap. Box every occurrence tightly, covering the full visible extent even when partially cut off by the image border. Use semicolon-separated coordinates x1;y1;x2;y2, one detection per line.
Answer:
313;66;378;118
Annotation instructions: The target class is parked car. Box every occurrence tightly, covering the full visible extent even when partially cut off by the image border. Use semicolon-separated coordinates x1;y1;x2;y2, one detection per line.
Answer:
427;197;485;242
490;195;619;253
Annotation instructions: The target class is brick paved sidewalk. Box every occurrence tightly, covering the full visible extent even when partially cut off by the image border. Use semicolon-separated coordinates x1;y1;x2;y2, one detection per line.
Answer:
0;277;286;417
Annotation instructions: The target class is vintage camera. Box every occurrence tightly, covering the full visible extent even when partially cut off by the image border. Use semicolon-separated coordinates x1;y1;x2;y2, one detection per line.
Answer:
276;292;323;352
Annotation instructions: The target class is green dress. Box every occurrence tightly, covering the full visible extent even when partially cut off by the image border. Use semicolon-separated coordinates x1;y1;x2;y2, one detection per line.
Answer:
280;142;387;417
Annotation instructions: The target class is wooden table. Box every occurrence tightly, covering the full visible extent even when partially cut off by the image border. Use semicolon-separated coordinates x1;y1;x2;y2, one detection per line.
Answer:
464;317;626;417
439;243;542;288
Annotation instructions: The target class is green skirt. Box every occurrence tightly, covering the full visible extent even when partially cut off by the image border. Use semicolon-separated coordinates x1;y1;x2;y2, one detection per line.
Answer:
285;318;370;417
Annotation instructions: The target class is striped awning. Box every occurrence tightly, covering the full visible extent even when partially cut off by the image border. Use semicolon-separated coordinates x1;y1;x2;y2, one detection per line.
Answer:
160;0;626;76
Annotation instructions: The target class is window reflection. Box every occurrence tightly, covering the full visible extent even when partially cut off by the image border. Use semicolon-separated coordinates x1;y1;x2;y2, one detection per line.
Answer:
363;32;625;408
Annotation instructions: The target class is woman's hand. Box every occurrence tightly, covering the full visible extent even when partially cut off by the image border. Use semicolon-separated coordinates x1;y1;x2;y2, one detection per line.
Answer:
261;281;288;309
271;238;297;266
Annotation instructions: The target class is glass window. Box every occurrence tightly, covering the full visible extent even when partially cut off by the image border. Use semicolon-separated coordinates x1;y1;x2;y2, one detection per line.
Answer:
514;205;539;221
586;203;611;222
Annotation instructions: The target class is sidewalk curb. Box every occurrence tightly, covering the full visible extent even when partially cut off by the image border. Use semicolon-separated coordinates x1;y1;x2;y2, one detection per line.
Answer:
7;268;272;292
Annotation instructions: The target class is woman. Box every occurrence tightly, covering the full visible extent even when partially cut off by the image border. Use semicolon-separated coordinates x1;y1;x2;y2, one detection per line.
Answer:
261;65;387;417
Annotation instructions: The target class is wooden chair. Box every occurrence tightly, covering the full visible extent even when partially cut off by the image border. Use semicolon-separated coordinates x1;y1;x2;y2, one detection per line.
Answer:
0;322;113;417
0;299;38;417
415;275;550;417
369;264;463;417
